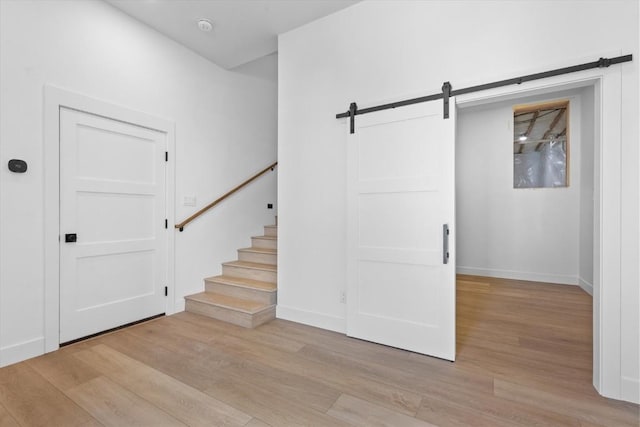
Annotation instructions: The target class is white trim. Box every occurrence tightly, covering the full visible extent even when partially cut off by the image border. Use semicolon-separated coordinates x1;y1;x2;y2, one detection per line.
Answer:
44;85;176;354
621;376;640;404
0;92;2;366
165;125;177;316
579;277;594;296
457;65;624;401
174;297;185;313
276;305;346;334
456;266;578;286
0;337;44;367
596;67;622;399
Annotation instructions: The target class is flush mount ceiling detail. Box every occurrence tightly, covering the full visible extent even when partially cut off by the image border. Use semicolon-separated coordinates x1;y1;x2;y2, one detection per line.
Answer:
105;0;360;69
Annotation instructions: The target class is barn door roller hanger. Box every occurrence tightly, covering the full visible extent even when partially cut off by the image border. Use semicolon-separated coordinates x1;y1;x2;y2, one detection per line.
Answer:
336;54;632;134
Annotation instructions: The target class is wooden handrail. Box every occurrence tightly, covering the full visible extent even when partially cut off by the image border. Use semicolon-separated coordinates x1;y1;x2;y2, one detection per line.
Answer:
175;161;277;231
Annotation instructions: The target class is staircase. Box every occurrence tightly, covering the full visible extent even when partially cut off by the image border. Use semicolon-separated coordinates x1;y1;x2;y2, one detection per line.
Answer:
184;221;277;328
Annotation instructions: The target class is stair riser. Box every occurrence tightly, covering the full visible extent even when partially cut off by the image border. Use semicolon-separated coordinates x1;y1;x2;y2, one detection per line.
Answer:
264;226;278;237
238;250;277;265
222;264;277;283
251;237;277;249
185;300;275;328
251;305;277;328
205;281;276;305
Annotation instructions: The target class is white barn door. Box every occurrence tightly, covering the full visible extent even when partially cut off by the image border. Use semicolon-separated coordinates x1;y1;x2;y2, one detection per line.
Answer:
346;100;456;360
59;107;167;343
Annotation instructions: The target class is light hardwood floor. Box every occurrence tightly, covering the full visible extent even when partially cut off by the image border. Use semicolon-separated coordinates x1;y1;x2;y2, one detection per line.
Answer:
0;275;638;426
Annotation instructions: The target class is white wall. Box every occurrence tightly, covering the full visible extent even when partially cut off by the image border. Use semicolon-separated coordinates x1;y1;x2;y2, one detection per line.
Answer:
579;87;595;294
456;89;587;286
0;0;277;365
278;0;638;403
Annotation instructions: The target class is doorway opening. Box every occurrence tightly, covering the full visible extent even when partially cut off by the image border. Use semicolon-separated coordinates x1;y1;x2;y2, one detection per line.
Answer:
455;83;598;389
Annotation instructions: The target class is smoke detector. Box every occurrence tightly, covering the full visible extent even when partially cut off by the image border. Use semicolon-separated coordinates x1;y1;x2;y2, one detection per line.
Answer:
197;19;213;32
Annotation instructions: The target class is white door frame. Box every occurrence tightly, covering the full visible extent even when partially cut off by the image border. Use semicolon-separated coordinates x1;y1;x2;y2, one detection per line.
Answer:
456;66;622;400
43;85;176;353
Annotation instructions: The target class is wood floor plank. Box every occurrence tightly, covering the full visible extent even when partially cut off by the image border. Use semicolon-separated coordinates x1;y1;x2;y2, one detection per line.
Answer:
494;378;640;427
175;311;307;353
128;313;220;344
120;316;342;414
208;332;424;416
0;275;637;426
0;363;100;426
0;401;19;427
95;330;232;392
245;418;272;427
259;318;354;349
121;318;235;365
66;376;185;427
457;340;593;382
266;317;495;401
204;378;350;426
27;347;102;392
360;360;584;427
296;342;503;421
223;356;342;413
518;335;591;355
456;353;594;398
327;394;435;427
416;395;521;427
579;421;610;427
76;344;253;427
298;341;494;395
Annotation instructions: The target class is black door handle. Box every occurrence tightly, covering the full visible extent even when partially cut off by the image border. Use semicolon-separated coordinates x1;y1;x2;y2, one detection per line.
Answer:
65;233;77;243
443;224;449;264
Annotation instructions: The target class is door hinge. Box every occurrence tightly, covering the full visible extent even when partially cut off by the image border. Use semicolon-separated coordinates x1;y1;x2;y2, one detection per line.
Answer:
165;219;168;229
165;151;168;162
164;286;168;296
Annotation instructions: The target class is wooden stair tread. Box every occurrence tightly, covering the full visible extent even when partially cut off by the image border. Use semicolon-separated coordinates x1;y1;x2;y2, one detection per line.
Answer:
185;292;273;314
238;247;277;254
204;275;276;292
186;219;277;328
222;260;277;272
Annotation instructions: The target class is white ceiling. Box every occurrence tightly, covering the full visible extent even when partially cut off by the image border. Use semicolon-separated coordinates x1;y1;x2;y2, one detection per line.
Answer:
105;0;360;70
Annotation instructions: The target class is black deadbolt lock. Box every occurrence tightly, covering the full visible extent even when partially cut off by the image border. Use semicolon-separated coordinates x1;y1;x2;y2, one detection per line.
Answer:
65;234;77;243
8;159;27;173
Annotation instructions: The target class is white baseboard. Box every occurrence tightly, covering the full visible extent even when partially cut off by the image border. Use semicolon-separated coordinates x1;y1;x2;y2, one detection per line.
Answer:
172;297;185;314
578;277;594;296
621;376;640;404
0;337;44;367
456;266;578;285
167;298;186;316
276;305;346;334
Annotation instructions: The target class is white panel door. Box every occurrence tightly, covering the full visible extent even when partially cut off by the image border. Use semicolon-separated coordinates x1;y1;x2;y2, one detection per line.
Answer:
346;100;456;360
60;107;167;343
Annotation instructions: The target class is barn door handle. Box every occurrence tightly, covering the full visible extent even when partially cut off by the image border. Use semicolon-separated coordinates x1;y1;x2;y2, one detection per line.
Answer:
65;233;77;243
442;224;449;264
